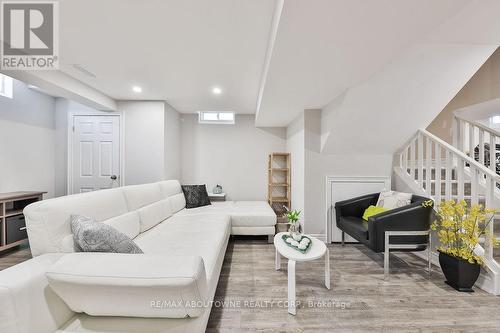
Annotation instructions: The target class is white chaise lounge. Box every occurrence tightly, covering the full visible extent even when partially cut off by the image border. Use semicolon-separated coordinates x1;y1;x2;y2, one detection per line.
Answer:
176;200;277;241
0;180;276;333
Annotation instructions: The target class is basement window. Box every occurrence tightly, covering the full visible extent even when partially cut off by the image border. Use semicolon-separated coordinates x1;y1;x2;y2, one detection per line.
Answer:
198;111;235;124
0;74;13;99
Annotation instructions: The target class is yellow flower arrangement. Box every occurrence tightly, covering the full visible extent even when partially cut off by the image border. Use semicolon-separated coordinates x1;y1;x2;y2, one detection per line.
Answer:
432;200;498;265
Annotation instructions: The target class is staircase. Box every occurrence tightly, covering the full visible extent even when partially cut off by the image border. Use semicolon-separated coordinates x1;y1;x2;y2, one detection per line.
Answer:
395;127;500;295
453;114;500;261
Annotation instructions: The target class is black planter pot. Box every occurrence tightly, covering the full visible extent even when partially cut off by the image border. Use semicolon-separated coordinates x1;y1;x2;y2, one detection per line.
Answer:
438;251;480;292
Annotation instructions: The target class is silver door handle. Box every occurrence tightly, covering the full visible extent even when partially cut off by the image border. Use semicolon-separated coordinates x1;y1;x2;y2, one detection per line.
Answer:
19;227;26;231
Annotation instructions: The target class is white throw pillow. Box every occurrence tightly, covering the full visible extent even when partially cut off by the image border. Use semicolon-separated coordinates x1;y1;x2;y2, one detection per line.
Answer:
376;191;412;210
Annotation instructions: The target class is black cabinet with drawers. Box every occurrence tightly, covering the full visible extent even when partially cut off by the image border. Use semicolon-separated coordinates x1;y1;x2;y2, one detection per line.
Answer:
0;191;45;252
5;215;27;244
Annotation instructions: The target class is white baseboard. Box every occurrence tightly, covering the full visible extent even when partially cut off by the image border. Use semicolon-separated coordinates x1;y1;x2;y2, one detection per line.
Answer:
309;234;327;243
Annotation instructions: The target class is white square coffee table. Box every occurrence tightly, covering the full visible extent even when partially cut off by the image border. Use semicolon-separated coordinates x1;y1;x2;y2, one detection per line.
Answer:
274;232;330;315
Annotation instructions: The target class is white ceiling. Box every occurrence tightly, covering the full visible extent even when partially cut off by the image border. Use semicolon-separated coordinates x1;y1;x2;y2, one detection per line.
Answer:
52;0;499;125
58;0;276;114
255;0;471;126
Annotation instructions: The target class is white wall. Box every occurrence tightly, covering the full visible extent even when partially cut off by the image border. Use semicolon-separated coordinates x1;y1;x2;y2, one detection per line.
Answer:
427;47;500;143
286;113;305;224
119;101;165;185
164;102;181;180
288;109;393;238
55;100;180;192
321;43;496;154
54;98;68;197
181;114;286;200
0;79;57;198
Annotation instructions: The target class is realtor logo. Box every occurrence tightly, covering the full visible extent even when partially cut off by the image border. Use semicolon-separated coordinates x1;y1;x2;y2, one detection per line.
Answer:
1;1;59;69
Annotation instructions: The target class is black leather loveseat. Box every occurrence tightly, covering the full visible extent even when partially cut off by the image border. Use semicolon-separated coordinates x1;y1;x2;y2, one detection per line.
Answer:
335;192;433;252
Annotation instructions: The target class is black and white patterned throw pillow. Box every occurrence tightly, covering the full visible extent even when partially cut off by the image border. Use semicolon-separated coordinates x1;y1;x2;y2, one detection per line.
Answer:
70;215;143;254
181;184;211;209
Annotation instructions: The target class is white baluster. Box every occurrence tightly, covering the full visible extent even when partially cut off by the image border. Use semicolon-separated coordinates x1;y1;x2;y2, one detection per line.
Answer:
410;139;416;180
490;134;496;174
425;137;432;195
479;129;485;167
457;158;464;202
452;117;458;149
459;118;466;152
418;133;424;187
469;124;475;160
471;167;478;206
445;150;452;201
402;147;408;176
435;143;441;203
485;175;494;261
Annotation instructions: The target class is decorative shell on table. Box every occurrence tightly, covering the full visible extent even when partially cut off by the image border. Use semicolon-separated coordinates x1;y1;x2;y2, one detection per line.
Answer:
281;233;312;254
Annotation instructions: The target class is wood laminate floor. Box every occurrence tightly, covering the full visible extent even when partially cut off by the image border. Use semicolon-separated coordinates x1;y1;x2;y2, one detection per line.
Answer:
0;242;31;270
2;239;500;332
207;238;500;333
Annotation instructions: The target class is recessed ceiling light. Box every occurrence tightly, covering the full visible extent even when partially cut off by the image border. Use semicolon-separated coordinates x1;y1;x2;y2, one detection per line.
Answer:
132;86;142;93
212;87;222;95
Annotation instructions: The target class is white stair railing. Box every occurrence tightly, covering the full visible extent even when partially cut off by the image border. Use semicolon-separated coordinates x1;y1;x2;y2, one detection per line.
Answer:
397;129;499;263
453;114;500;244
453;113;500;174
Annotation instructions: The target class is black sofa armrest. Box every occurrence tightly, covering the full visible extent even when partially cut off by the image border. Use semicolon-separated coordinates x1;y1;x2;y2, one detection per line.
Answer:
368;200;433;252
334;193;379;220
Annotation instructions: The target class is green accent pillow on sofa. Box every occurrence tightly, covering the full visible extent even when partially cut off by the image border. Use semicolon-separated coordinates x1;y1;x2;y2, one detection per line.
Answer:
362;205;387;221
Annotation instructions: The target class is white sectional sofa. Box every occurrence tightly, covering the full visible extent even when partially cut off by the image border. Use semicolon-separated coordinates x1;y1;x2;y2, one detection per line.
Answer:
0;180;276;333
176;200;276;239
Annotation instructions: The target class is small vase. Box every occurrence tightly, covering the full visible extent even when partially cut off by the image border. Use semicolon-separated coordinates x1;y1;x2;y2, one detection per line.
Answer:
213;184;222;194
288;220;301;238
438;251;480;292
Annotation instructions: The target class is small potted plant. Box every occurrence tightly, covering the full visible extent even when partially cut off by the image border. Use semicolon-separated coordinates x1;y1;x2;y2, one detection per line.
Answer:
432;200;498;292
285;207;302;240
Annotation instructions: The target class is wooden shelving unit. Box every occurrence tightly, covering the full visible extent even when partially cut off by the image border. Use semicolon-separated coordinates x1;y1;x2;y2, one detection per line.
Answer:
268;153;291;227
0;191;45;252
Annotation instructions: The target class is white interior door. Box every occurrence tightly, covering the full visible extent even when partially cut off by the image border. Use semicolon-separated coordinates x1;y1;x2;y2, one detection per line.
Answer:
72;115;121;193
328;177;390;243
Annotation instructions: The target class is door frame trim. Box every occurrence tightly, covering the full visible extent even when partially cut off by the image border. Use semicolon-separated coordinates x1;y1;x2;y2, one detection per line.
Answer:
67;111;125;195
